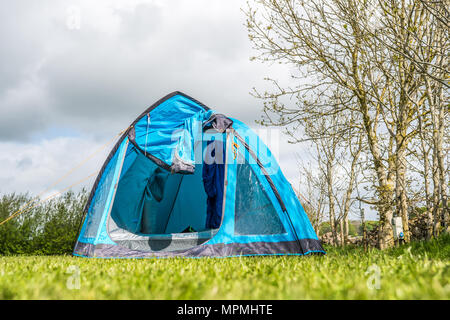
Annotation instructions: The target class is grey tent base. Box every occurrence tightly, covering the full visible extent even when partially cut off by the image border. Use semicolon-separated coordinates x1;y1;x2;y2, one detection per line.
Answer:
73;239;325;258
111;229;219;252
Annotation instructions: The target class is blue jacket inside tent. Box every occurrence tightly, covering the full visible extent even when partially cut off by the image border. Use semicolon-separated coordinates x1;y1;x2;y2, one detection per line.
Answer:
203;139;225;229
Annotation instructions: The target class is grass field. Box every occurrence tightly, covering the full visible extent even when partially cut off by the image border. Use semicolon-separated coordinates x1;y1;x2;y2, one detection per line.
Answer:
0;235;448;299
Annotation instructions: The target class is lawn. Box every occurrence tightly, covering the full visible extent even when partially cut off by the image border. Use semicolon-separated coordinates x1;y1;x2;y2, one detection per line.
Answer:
0;235;448;299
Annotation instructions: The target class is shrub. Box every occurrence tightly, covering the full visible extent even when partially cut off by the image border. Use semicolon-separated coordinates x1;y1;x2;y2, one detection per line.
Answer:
0;190;87;255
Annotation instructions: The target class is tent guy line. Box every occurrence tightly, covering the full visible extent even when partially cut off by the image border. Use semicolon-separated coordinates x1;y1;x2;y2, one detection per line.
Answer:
0;127;130;227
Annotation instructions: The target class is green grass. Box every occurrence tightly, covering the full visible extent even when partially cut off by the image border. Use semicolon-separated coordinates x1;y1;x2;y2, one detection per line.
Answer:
0;235;449;299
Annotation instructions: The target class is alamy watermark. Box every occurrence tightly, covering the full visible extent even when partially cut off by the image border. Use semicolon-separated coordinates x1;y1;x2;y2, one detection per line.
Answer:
365;264;381;290
66;265;81;290
161;125;283;176
66;6;81;30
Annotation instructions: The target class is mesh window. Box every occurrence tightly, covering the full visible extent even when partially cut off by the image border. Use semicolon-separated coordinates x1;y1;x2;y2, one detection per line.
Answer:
83;150;121;239
234;159;286;235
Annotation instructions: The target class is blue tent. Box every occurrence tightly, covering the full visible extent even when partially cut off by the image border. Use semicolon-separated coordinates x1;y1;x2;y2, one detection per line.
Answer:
73;92;325;258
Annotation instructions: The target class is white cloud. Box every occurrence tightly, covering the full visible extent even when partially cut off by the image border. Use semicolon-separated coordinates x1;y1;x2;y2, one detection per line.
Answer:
0;0;304;202
0;136;110;197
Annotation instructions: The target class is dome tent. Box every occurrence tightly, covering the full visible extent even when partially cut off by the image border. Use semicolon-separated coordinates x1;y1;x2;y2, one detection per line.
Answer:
73;92;325;258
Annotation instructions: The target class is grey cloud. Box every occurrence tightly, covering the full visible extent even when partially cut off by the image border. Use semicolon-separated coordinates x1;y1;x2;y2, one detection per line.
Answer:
117;3;163;41
0;1;274;142
0;2;44;95
17;156;32;169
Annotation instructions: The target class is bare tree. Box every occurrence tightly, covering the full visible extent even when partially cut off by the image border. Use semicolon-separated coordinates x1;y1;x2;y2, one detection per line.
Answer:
365;0;449;239
245;0;449;247
420;0;450;30
295;161;327;237
338;130;364;245
245;0;397;248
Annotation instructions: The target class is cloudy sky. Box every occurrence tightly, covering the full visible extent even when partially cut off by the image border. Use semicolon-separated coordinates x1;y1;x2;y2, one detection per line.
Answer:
0;1;326;214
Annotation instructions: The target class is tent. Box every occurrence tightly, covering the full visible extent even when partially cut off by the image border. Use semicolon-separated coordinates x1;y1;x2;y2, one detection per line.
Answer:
73;92;325;258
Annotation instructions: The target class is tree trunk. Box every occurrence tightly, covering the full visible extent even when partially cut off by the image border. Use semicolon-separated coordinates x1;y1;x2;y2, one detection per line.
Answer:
326;161;338;246
432;150;441;237
418;111;433;239
436;91;448;231
425;76;446;237
361;208;367;251
395;136;410;242
361;103;395;249
344;215;349;245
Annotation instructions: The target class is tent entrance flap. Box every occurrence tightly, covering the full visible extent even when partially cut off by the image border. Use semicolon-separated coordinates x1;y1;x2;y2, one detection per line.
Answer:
107;135;226;253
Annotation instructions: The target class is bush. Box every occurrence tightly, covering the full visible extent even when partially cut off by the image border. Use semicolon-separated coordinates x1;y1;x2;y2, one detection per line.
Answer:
0;190;87;255
319;220;358;236
319;221;331;235
362;220;379;233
